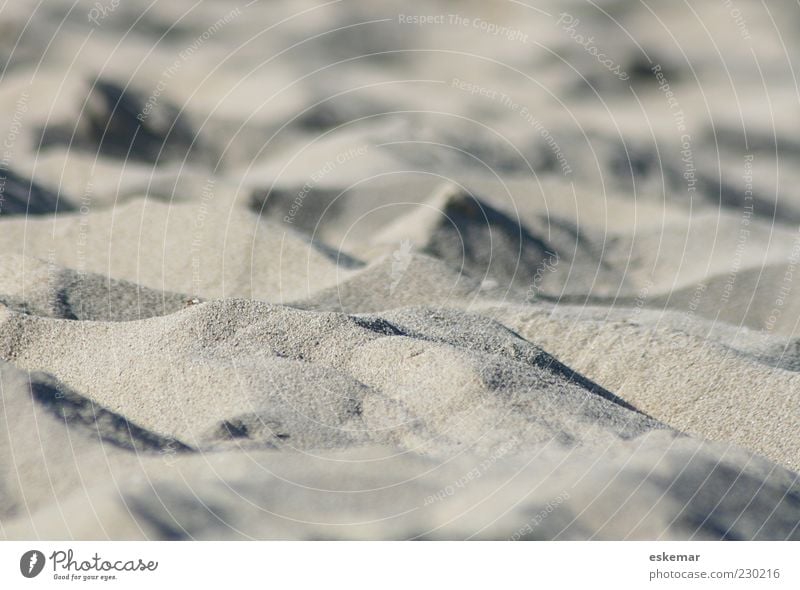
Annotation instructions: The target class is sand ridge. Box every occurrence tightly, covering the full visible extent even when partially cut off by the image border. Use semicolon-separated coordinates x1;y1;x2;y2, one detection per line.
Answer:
0;0;798;540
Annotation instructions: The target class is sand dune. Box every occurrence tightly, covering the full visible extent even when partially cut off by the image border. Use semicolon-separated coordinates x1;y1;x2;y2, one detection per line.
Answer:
0;197;357;301
0;255;188;320
293;253;486;313
0;0;798;541
482;303;800;470
0;301;661;453
2;358;798;540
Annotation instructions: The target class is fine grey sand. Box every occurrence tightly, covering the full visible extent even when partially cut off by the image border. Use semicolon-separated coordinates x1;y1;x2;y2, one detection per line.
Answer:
1;0;799;540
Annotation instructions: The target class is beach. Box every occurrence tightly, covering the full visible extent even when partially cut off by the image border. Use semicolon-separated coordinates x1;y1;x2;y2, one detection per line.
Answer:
0;0;798;540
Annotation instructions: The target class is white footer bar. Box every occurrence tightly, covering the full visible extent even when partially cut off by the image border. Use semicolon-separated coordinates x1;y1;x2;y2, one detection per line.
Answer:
0;541;795;588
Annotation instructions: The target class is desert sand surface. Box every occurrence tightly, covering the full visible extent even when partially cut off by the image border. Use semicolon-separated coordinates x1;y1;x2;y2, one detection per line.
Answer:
0;0;799;540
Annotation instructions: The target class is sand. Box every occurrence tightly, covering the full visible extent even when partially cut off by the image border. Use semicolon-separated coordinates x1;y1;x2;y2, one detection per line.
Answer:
0;0;799;540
